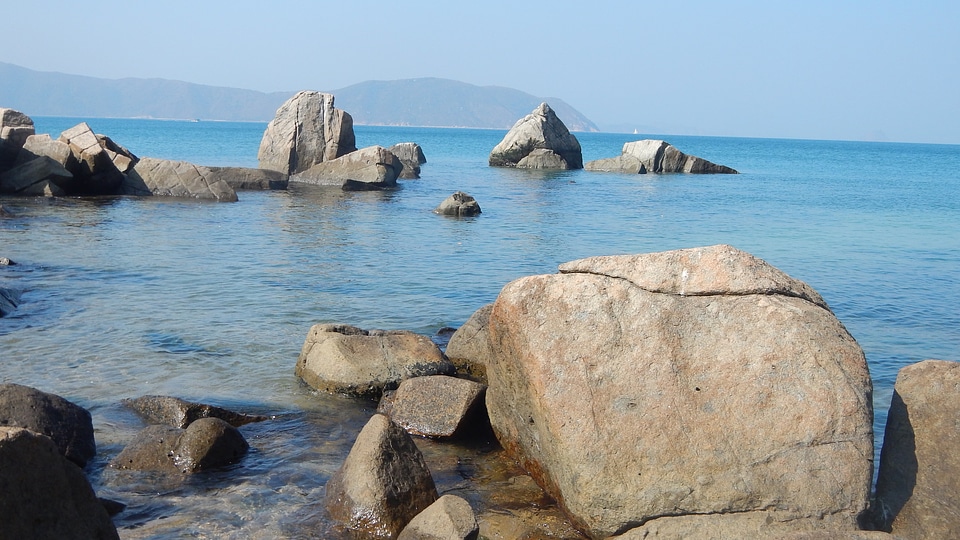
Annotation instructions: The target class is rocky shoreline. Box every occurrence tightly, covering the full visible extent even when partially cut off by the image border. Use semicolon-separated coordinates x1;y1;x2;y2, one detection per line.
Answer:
1;95;956;539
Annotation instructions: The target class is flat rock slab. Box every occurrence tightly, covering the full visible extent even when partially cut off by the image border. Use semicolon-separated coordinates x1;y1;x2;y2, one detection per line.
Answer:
379;375;487;438
0;383;96;467
123;395;269;428
123;157;238;201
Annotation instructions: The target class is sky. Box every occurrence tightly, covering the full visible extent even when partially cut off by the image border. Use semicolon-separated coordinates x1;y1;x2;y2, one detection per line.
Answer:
4;1;959;144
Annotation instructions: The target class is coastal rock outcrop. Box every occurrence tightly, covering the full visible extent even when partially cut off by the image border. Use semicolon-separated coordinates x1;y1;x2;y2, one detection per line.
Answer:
444;303;493;384
58;122;129;194
0;383;97;467
378;375;487;438
123;395;269;429
296;323;454;399
874;359;960;538
434;191;481;217
325;413;439;538
110;417;249;474
290;145;401;190
388;142;426;179
0;155;71;196
397;494;479;540
205;166;288;190
0;107;35;170
258;90;357;175
484;245;873;538
0;427;120;540
489;103;583;169
122;157;239;201
585;139;738;174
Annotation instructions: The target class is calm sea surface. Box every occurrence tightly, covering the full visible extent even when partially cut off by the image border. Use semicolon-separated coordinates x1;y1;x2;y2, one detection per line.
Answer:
2;118;958;537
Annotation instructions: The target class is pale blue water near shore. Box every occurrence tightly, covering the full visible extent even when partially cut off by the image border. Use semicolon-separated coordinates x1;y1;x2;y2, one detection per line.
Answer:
2;117;959;537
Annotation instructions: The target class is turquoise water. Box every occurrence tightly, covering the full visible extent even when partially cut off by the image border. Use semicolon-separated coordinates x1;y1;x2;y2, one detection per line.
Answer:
2;118;959;537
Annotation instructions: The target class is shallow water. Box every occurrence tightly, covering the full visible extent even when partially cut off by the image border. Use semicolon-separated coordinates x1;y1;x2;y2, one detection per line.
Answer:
1;119;959;537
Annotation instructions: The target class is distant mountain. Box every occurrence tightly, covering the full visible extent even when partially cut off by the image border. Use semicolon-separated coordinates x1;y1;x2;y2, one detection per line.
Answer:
0;62;598;131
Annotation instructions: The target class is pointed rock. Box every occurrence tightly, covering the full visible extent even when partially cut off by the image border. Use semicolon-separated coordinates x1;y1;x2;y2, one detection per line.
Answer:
258;91;357;175
489;103;582;169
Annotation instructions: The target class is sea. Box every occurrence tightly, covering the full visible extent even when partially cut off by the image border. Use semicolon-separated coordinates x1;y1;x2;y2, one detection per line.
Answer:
1;117;958;538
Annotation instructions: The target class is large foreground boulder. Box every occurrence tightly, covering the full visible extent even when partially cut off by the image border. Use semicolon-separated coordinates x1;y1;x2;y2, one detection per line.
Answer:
258;90;357;175
122;157;238;201
485;245;873;538
325;414;439;538
0;427;120;540
0;383;96;467
290;145;402;190
489;103;583;169
585;139;738;174
874;359;960;539
296;324;453;399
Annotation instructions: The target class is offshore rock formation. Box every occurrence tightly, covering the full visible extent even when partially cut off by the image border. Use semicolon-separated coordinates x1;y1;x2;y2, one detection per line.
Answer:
434;191;481;217
258;90;357;175
484;245;873;538
290;145;401;190
489;103;583;169
388;142;427;179
0;107;35;169
585;139;738;174
122;157;238;201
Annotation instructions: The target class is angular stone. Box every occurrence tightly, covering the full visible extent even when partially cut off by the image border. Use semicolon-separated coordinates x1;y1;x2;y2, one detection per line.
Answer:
398;494;479;540
122;395;269;428
110;417;248;474
258;90;357;174
516;148;568;169
291;145;401;190
434;191;481;217
58;122;125;193
485;244;873;538
0;155;72;195
445;304;493;384
874;359;960;539
0;108;35;170
583;154;646;174
388;142;426;179
625;139;737;174
489;102;582;169
205;166;289;190
296;323;454;399
123;157;238;201
325;414;438;538
379;375;487;438
0;383;96;467
0;427;119;540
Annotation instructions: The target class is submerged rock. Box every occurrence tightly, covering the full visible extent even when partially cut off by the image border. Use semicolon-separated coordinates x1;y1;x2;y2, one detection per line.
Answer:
325;414;438;538
258;90;357;175
484;244;873;538
434;191;481;217
0;383;97;467
585;139;738;174
489;103;583;170
122;395;269;428
0;287;18;317
874;359;960;538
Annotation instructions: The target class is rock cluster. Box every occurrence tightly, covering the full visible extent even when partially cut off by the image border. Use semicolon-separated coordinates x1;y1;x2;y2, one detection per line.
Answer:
585;139;738;174
489;102;583;169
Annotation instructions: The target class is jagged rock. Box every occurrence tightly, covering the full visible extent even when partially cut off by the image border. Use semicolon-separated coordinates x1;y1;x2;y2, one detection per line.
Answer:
874;359;960;539
0;383;96;467
586;139;737;174
296;323;454;399
0;427;120;540
58;122;126;194
0;108;35;170
0;155;71;196
445;304;493;384
122;157;238;201
434;191;481;217
290;145;401;190
378;375;487;438
398;494;479;540
485;244;873;538
96;134;138;174
489;103;582;169
258;90;357;175
110;417;248;474
325;414;438;538
0;287;19;317
122;395;269;428
205;166;288;190
388;142;427;179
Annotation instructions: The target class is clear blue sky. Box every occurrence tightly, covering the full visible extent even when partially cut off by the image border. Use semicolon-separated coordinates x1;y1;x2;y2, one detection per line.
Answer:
5;1;958;143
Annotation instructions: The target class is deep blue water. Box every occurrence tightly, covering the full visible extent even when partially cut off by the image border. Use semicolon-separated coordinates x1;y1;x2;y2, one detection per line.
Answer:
1;117;958;537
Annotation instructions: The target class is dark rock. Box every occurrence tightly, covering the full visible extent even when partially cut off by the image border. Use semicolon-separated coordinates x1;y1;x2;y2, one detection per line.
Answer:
58;122;126;194
0;383;96;467
110;417;248;474
434;191;481;217
0;287;20;317
122;395;269;428
0;427;120;540
325;414;438;538
0;155;71;196
378;375;487;438
489;102;582;169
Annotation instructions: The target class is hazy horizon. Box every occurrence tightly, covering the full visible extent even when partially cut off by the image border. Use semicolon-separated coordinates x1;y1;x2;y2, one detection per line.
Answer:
4;1;958;145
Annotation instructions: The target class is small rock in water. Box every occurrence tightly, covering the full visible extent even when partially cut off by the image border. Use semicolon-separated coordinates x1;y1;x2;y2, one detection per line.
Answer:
0;257;14;266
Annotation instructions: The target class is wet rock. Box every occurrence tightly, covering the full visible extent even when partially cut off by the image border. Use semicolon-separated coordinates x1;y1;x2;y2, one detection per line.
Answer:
0;383;96;467
325;413;438;538
122;395;269;428
110;417;248;474
398;494;479;540
874;359;960;538
445;303;493;384
58;122;126;194
296;323;454;399
205;166;289;190
585;139;738;174
291;145;402;190
379;375;487;438
485;244;873;538
434;191;481;217
388;142;426;179
489;103;582;170
122;157;238;201
0;427;120;540
258;90;357;175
